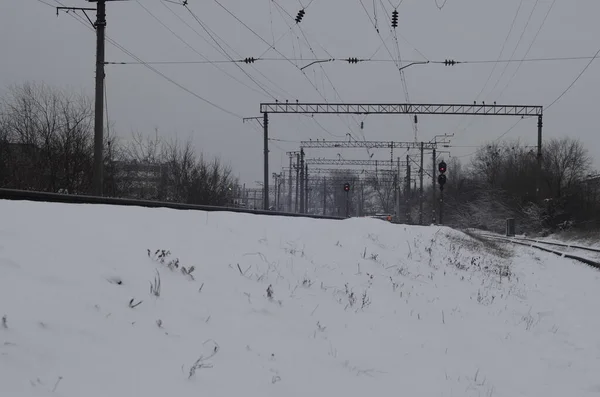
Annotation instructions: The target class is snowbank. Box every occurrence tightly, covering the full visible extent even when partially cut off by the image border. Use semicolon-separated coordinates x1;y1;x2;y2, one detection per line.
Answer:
1;200;599;396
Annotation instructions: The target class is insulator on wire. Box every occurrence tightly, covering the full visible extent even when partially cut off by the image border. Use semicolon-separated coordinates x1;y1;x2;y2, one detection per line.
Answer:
347;57;359;64
391;9;398;28
444;59;456;66
243;57;256;64
295;9;305;23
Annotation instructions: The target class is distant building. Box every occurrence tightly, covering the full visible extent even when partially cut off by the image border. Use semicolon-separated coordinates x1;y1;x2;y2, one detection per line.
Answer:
113;160;167;199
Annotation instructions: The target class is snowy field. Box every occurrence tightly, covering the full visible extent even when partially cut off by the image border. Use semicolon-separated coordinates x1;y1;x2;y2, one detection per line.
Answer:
1;200;599;397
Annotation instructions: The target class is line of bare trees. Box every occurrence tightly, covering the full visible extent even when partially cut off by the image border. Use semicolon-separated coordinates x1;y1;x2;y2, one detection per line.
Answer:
440;138;599;235
0;82;237;206
295;138;599;235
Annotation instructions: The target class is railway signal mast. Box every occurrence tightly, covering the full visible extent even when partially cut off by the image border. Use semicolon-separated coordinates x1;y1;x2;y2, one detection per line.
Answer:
438;161;447;224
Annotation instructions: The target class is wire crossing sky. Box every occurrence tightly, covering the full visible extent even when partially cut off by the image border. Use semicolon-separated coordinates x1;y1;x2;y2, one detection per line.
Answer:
4;0;600;184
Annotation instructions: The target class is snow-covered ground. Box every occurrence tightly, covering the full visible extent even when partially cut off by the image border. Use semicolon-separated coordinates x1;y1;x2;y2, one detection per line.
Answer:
1;200;599;397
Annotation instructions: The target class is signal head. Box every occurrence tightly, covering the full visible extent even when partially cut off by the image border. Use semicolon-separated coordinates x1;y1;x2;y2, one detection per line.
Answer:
438;174;447;186
438;161;447;174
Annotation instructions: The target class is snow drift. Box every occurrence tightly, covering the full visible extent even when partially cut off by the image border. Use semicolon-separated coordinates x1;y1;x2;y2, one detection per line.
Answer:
1;200;599;396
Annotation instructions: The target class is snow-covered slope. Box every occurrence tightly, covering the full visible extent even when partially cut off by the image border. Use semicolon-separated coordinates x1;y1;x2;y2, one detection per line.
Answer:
1;200;599;397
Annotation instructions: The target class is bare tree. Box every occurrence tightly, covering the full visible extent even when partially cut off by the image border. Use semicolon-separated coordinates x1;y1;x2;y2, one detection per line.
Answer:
542;137;591;198
0;82;94;193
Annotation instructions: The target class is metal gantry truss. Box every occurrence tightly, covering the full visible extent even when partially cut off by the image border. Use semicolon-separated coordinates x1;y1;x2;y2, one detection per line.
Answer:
256;101;544;211
282;167;400;175
305;158;398;167
260;102;543;116
300;140;438;150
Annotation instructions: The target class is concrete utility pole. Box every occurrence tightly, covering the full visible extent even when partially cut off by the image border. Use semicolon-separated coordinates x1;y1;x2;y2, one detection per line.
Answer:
56;1;118;195
93;0;106;196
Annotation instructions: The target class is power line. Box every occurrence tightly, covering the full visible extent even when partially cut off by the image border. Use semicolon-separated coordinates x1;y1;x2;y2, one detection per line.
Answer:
434;0;449;10
451;0;525;138
181;3;277;100
475;0;525;101
260;0;364;143
105;55;600;67
494;0;557;101
160;1;233;60
165;0;295;99
454;117;525;159
546;46;600;111
50;0;243;119
361;0;418;140
135;0;273;99
270;0;364;141
485;0;541;100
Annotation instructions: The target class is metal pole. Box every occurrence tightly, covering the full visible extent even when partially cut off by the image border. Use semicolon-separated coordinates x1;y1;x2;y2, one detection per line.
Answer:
323;177;327;215
93;0;106;196
295;154;300;213
397;157;401;222
361;181;364;216
345;190;349;218
440;187;444;225
305;164;309;214
406;155;411;224
537;115;543;202
432;148;436;224
299;149;305;213
276;176;281;211
393;173;398;222
419;142;424;225
263;112;269;210
288;155;293;212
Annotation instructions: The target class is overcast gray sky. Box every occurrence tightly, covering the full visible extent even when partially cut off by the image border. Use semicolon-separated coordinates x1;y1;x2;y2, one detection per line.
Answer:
2;0;599;185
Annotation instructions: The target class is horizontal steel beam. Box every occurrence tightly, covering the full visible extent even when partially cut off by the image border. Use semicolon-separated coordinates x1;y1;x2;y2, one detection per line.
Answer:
284;167;400;174
260;102;543;116
300;140;437;149
305;158;397;166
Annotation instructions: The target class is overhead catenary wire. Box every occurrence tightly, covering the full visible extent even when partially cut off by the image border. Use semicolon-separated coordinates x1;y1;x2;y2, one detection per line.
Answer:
163;0;296;99
363;0;418;140
454;117;526;159
451;0;525;137
494;0;557;101
270;0;364;140
136;0;276;99
48;0;243;119
106;55;600;66
181;2;278;100
475;0;525;102
485;0;541;101
265;0;365;143
546;46;600;111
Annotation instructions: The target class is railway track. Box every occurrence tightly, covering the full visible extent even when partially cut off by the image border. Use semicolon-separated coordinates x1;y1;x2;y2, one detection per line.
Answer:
479;233;600;270
0;188;343;220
